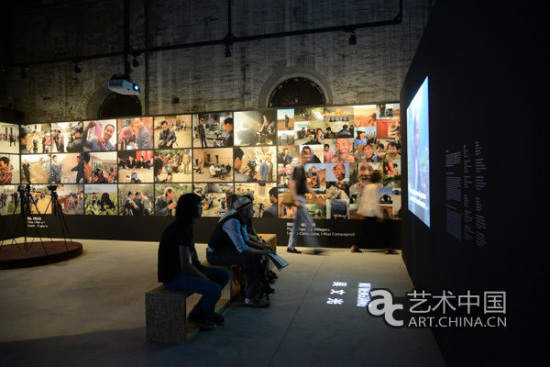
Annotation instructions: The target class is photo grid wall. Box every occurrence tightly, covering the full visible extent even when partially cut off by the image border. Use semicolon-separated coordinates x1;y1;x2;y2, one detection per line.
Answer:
0;104;401;220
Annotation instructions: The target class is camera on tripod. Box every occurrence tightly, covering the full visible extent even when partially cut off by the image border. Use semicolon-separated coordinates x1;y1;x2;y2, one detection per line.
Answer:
47;185;58;192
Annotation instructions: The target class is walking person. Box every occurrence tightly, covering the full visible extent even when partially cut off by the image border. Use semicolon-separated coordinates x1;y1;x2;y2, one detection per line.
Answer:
286;150;325;255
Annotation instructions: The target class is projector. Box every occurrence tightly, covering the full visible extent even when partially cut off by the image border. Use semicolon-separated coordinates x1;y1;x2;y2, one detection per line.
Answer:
108;75;141;95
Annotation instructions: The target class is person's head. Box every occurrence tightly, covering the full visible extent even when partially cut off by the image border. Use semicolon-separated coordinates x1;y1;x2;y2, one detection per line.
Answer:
164;187;175;201
80;151;90;163
199;118;204;125
335;138;351;156
132;118;143;130
0;157;9;168
154;157;164;175
232;196;254;220
234;147;244;170
175;193;203;222
52;155;58;163
358;131;365;139
333;163;346;181
324;143;330;152
316;128;323;138
326;127;332;133
135;191;142;199
376;143;386;157
283;147;289;155
128;191;134;199
161;120;169;131
311;165;317;173
99;123;114;142
20;130;29;145
268;187;278;204
223;117;233;132
370;170;382;184
364;144;374;158
387;142;398;157
301;146;312;164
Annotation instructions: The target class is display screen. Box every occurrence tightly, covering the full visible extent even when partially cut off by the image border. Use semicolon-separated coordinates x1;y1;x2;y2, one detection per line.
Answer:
407;77;430;227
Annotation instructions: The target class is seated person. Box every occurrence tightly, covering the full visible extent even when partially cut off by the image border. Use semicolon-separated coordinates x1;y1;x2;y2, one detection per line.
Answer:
206;196;274;308
158;193;231;330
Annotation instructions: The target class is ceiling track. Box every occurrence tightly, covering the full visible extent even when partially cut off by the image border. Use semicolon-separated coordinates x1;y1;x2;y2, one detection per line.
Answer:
10;0;402;68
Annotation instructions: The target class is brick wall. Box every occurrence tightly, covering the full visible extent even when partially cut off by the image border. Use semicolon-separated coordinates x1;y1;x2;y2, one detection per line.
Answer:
1;0;431;122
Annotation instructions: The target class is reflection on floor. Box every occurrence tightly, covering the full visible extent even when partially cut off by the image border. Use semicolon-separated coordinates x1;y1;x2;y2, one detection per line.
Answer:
0;239;445;367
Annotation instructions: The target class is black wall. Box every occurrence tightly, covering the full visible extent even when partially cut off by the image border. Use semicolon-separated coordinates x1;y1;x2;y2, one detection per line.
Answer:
400;1;544;366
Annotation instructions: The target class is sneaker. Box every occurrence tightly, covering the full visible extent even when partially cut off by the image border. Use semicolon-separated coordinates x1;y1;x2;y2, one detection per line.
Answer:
351;246;362;253
208;312;225;325
188;314;216;331
287;247;301;254
244;298;271;308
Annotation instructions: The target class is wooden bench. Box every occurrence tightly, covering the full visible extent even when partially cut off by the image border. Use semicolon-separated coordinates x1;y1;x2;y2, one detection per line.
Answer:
145;279;232;344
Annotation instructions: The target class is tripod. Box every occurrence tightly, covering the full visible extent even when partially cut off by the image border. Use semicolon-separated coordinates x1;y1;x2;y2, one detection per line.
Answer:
39;185;73;251
0;184;50;254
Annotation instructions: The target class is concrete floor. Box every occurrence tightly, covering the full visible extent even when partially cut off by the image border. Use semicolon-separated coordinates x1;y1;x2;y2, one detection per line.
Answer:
0;239;446;367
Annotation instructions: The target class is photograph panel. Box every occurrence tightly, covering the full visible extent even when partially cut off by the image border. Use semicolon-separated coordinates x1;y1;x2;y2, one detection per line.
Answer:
118;183;154;216
153;149;192;183
194;183;234;217
276;108;294;131
154;183;193;216
27;185;53;215
193;147;233;182
20;154;50;184
0;185;20;216
56;184;85;215
50;121;84;154
234;111;276;146
233;146;276;183
20;123;51;154
0;153;20;185
0;122;20;153
84;184;118;215
88;152;118;183
194;112;233;148
154;115;192;149
117;117;153;150
234;182;277;218
118;150;154;183
82;119;117;152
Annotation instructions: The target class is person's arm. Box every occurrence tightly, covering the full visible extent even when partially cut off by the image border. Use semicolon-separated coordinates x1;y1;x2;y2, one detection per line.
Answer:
222;219;271;256
179;246;208;280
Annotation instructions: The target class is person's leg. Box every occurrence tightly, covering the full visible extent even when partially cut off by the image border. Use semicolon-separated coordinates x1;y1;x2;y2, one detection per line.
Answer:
164;272;222;320
298;197;319;249
287;200;304;250
207;250;263;304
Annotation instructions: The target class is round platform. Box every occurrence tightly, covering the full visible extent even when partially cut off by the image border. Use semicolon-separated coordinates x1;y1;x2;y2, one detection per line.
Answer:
0;241;83;269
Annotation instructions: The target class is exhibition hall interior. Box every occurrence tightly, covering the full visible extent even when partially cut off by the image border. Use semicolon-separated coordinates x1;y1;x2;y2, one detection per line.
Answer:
0;1;542;366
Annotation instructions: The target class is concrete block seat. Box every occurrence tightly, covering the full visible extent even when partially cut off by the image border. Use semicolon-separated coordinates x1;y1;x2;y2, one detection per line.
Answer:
145;280;232;344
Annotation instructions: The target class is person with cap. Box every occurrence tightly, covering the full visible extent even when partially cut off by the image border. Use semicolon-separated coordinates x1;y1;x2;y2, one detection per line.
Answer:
66;125;83;152
206;196;274;308
158;193;231;330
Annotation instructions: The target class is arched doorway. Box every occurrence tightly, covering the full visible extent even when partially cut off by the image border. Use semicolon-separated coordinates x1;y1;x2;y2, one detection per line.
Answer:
98;92;142;119
268;77;326;107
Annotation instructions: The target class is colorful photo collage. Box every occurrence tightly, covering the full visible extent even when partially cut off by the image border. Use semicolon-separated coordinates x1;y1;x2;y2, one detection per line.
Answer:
1;103;400;219
276;104;402;220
